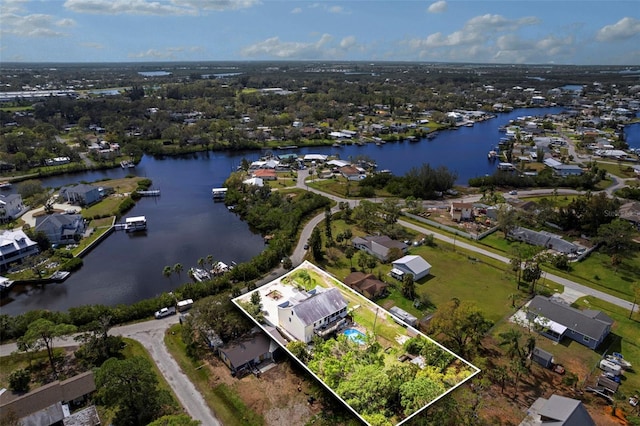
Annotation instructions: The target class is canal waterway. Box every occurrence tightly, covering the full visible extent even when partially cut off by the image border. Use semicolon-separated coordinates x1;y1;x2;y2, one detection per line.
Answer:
7;105;631;315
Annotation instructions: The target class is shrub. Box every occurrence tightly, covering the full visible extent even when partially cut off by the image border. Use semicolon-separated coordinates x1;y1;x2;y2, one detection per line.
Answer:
61;257;83;272
9;368;30;392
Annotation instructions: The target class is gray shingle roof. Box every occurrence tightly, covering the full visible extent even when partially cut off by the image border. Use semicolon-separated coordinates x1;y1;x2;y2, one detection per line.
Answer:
392;255;431;275
528;296;613;341
292;288;347;326
523;394;595;426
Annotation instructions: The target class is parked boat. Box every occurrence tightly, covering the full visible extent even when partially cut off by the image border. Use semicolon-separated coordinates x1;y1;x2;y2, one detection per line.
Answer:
487;150;498;161
212;187;227;200
189;267;211;282
124;216;147;232
606;353;632;369
120;160;135;168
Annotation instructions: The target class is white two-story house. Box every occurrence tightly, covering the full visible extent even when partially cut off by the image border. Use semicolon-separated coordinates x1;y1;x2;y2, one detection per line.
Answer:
277;287;348;343
0;194;25;224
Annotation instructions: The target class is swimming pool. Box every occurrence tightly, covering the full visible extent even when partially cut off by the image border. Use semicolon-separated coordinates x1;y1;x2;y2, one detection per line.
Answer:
343;328;366;345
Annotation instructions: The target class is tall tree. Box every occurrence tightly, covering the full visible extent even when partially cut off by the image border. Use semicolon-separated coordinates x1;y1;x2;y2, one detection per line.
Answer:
324;206;333;245
402;273;415;300
595;218;636;266
162;266;173;281
309;227;323;260
497;205;517;239
428;299;493;358
498;328;523;361
96;356;174;426
23;318;76;377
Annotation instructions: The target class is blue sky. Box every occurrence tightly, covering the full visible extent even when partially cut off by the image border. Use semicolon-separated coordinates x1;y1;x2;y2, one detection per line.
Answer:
1;0;639;64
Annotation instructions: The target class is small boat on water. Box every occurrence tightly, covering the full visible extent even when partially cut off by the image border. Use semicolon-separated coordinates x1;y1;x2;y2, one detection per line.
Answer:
487;150;498;161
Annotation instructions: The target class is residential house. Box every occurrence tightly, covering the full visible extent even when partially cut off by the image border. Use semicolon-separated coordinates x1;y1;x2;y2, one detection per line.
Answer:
343;272;388;299
520;394;595;426
0;229;39;271
0;371;98;426
277;287;348;343
243;177;264;187
252;169;277;181
217;331;282;376
552;164;583;177
35;214;86;246
59;184;101;206
619;201;640;229
508;227;581;255
391;255;432;281
352;235;408;262
338;165;364;181
526;295;613;350
0;194;25;223
44;157;70;166
450;202;474;221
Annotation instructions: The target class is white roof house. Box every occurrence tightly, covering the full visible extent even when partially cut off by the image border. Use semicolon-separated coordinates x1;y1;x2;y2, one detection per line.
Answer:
391;255;432;281
0;229;39;271
277;287;348;343
303;154;328;162
243;177;264;187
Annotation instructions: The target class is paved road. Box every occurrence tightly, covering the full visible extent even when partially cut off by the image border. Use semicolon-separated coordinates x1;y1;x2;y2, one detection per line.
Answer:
0;316;221;426
292;169;634;312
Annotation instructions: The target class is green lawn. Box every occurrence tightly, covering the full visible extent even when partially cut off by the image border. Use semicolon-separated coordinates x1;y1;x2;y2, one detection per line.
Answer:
596;161;639;179
519;194;579;208
545;251;640;302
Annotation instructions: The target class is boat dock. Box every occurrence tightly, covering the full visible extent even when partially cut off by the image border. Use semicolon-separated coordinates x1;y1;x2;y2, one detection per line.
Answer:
114;215;147;232
212;187;228;200
137;190;160;197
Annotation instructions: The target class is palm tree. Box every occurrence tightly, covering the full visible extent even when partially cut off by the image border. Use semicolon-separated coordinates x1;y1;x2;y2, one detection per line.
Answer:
173;263;183;280
197;257;205;269
205;254;214;270
498;328;523;361
162;266;172;282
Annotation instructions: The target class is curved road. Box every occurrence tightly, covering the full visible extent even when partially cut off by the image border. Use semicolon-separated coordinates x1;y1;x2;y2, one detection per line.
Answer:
0;316;221;426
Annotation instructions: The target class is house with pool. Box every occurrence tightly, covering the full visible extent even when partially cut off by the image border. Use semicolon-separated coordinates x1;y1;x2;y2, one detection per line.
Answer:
232;261;479;426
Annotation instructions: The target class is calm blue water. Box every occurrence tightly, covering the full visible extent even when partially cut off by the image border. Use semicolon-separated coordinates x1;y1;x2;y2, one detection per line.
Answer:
6;106;639;315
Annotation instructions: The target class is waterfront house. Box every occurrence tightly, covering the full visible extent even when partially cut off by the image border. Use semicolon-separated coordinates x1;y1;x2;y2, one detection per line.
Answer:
526;295;613;350
0;229;39;271
252;169;277;181
391;255;431;281
520;394;595;426
59;183;101;206
243;177;264;187
35;213;85;246
450;202;474;221
352;235;408;262
338;165;364;180
343;272;388;299
277;287;348;343
0;371;98;426
217;331;282;377
0;194;25;223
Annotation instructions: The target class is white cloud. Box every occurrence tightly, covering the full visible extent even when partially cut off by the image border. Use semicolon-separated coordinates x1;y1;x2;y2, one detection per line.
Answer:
328;6;343;14
56;18;76;27
596;17;640;42
80;42;105;49
0;13;71;37
172;0;260;11
128;47;187;59
64;0;197;16
291;7;302;14
427;1;446;14
340;36;356;49
239;34;363;59
0;0;28;15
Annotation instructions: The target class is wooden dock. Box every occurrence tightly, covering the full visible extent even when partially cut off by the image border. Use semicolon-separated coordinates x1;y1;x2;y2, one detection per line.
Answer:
137;190;160;197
